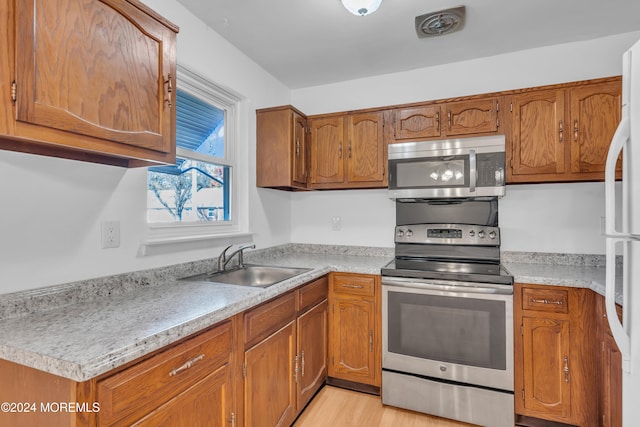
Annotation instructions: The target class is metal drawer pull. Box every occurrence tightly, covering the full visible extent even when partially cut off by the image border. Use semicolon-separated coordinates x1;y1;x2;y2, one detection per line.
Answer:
531;298;563;305
564;356;569;383
341;284;364;289
169;354;205;376
301;351;305;377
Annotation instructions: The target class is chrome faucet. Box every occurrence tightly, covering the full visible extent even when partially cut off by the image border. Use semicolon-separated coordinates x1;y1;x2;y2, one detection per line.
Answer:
217;244;256;272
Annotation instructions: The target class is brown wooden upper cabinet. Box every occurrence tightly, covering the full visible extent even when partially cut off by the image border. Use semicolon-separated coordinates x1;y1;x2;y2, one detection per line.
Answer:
309;111;386;189
256;106;308;190
508;78;622;183
0;0;178;167
391;98;501;142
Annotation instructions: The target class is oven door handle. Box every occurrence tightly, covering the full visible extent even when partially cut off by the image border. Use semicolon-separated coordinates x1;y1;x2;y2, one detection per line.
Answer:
382;278;513;295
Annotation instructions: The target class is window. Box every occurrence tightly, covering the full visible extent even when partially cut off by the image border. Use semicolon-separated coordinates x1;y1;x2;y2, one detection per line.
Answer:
147;66;239;231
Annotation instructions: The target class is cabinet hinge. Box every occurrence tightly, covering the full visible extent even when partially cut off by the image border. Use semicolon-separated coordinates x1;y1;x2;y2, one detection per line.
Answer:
242;362;247;379
10;81;16;104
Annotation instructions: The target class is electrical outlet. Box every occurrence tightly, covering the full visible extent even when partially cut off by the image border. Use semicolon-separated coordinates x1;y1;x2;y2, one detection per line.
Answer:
331;216;342;231
101;221;120;249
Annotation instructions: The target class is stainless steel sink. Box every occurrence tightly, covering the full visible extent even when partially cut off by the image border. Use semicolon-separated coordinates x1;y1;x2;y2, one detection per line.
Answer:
181;264;311;288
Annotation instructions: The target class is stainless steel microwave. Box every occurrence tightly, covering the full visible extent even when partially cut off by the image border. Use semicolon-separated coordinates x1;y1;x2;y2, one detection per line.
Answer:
388;135;506;199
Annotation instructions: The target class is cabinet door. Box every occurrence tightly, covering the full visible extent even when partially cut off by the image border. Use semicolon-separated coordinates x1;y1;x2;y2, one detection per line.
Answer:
15;0;175;155
132;365;232;427
569;81;622;175
521;316;572;420
293;111;308;186
310;117;345;185
444;98;499;136
328;297;376;385
346;112;385;185
393;105;442;140
297;301;328;411
511;90;566;178
244;322;297;427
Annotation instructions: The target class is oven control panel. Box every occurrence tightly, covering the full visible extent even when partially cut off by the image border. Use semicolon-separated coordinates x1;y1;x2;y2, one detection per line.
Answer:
395;223;500;245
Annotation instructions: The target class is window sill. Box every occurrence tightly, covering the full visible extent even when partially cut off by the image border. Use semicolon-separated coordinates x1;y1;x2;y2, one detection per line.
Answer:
140;231;254;256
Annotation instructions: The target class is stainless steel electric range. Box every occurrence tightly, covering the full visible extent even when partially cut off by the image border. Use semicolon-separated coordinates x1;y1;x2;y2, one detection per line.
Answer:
381;197;514;427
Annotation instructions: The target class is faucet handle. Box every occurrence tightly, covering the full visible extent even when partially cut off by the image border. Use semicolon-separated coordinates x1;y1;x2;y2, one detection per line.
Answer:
239;244;256;251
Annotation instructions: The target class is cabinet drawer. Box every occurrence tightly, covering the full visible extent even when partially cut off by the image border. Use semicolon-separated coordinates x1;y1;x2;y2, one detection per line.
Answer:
522;287;568;313
244;291;296;348
97;321;232;426
331;274;376;297
299;276;328;313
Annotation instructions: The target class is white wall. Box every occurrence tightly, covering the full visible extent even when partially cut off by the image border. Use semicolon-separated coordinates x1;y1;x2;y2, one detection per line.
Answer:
0;0;292;295
290;31;640;254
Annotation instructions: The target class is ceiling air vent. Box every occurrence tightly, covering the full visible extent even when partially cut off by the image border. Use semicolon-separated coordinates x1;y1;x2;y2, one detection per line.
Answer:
415;6;465;38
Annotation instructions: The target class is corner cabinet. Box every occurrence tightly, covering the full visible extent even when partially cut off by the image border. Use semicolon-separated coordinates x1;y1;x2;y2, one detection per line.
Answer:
596;294;623;427
327;273;381;390
308;112;387;189
514;283;599;427
0;0;178;167
256;106;309;190
508;78;622;183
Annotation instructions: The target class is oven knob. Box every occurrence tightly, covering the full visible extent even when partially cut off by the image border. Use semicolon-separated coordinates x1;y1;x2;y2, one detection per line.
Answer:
478;230;486;238
397;229;405;237
439;365;447;372
489;231;497;239
406;229;413;237
469;230;475;237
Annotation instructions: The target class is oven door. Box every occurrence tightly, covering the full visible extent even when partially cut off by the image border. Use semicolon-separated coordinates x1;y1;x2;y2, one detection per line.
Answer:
382;277;513;392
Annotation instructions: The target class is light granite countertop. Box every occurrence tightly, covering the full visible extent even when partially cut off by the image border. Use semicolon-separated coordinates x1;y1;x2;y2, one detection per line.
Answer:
0;244;619;383
0;244;392;382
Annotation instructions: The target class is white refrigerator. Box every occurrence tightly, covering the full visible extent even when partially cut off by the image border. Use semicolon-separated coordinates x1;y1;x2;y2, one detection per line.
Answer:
605;38;640;425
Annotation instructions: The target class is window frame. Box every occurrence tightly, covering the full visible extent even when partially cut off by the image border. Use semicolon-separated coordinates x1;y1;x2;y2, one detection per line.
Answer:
145;65;244;244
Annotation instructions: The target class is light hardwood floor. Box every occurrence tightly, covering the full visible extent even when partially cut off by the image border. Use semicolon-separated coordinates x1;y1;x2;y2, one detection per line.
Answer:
294;386;477;427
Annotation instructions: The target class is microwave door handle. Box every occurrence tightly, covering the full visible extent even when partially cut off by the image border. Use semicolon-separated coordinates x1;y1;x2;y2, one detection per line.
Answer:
469;149;477;193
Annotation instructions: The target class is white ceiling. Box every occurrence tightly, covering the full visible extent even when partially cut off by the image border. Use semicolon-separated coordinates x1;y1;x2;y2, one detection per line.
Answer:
176;0;640;89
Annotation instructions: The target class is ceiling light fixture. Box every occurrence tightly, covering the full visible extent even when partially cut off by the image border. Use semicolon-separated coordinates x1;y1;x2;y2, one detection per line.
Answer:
341;0;382;16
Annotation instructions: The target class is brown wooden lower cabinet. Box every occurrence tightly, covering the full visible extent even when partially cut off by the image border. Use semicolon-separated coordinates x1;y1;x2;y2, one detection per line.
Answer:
514;283;622;427
327;272;381;389
596;294;623;427
241;275;328;427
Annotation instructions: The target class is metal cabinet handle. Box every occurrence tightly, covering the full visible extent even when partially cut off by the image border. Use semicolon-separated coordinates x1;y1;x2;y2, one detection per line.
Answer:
574;119;579;141
301;351;305;377
294;356;299;383
531;298;563;305
169;354;205;376
338;142;343;159
296;138;300;156
435;111;440;129
348;141;352;159
229;413;236;427
564;356;569;383
369;330;373;353
447;110;452;129
559;119;564;142
341;284;364;289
